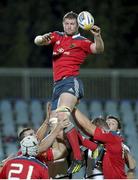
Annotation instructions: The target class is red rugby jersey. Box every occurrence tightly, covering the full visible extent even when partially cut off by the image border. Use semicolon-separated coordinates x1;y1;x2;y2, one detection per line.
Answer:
49;31;93;81
93;127;127;179
0;156;49;179
37;147;54;163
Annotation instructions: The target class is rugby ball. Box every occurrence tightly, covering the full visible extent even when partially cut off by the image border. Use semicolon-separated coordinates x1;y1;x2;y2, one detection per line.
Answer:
77;11;94;30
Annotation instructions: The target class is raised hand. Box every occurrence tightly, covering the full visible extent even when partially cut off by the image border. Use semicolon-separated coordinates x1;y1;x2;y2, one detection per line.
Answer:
90;25;101;36
42;33;53;42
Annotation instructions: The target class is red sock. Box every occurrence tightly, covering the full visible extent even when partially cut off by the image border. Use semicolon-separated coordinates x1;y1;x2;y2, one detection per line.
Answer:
66;128;82;160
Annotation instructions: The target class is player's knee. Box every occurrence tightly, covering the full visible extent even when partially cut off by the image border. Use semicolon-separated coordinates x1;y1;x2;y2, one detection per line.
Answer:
56;106;71;116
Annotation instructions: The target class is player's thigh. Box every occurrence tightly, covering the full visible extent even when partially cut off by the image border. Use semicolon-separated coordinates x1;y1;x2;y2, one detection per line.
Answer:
58;92;77;110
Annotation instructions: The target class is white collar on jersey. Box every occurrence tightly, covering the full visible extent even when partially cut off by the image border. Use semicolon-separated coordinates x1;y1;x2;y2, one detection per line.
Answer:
72;33;80;39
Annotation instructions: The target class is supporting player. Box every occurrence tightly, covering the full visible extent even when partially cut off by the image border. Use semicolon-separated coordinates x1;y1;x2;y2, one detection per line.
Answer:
0;136;49;179
106;115;136;179
72;109;127;179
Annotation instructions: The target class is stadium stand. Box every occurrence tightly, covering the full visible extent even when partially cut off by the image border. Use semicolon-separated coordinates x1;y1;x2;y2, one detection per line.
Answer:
14;100;30;126
89;100;104;118
0;137;4;160
0;100;14;131
104;100;119;116
134;100;138;114
77;100;89;117
30;99;44;129
120;100;133;114
5;142;18;156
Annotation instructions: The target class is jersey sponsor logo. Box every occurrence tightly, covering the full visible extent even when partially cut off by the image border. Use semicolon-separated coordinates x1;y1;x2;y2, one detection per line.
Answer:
58;48;64;53
53;48;64;56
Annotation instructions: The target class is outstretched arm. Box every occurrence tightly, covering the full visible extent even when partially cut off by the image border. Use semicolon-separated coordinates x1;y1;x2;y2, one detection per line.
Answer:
36;102;51;141
90;25;104;53
73;108;96;136
34;33;54;46
77;131;98;151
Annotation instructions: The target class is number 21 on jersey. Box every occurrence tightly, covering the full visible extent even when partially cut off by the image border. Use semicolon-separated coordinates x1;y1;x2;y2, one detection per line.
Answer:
8;163;34;180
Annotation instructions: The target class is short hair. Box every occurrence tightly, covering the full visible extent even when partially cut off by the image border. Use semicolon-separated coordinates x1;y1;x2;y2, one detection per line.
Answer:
92;117;109;129
18;127;33;141
63;11;78;21
106;115;121;129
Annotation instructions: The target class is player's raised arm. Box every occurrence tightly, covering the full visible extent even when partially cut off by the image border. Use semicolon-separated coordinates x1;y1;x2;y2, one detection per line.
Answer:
38;117;70;153
77;11;104;54
73;108;96;135
36;101;51;141
90;25;104;54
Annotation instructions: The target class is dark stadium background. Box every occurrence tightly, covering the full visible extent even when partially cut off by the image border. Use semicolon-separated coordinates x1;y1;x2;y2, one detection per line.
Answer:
0;0;137;69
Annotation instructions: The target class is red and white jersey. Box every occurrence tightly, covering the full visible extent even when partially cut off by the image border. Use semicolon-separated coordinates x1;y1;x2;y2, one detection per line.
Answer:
93;127;127;179
0;156;49;179
37;147;54;163
49;31;93;81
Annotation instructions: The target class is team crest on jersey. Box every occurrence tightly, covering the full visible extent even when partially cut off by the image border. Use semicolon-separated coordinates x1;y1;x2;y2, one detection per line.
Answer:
70;43;76;48
56;40;60;45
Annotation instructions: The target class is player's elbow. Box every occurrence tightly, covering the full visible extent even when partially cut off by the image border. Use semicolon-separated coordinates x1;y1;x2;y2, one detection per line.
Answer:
96;45;104;54
90;43;104;54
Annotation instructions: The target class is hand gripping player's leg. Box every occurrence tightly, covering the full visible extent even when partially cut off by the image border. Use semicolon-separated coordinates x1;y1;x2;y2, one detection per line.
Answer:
56;106;83;174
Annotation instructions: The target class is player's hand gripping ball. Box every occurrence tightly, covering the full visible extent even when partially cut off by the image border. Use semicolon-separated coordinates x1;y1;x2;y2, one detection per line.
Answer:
77;11;94;30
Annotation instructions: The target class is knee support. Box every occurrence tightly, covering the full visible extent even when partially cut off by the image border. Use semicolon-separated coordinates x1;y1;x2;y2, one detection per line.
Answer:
56;106;71;116
56;106;75;132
